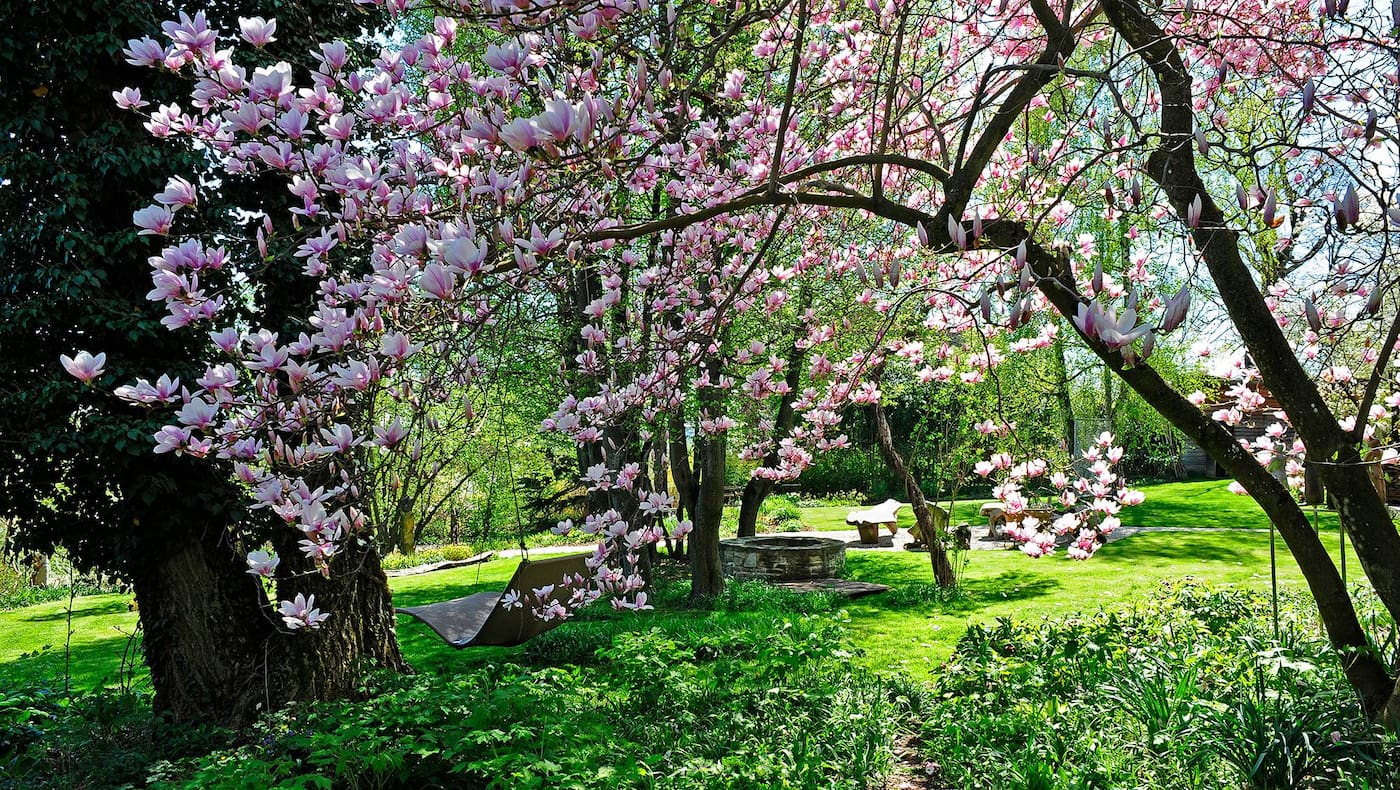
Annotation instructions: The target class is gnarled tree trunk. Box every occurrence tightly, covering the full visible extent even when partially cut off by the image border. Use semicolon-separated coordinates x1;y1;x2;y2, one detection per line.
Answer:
132;515;407;727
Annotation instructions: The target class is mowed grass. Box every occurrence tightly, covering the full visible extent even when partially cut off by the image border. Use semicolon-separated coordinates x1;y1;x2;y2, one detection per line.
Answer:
798;478;1343;532
2;521;1358;694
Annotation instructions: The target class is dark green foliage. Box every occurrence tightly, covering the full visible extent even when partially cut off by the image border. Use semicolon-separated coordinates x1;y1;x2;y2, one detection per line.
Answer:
0;685;236;790
0;0;407;727
0;0;382;572
920;581;1400;789
799;449;903;500
0;0;232;573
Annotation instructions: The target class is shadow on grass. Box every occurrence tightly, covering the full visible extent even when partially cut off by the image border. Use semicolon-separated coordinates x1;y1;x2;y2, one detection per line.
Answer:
1097;532;1259;564
17;597;133;623
0;631;146;693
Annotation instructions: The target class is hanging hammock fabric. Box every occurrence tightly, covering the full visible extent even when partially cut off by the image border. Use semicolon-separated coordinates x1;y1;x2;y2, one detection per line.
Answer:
396;552;590;648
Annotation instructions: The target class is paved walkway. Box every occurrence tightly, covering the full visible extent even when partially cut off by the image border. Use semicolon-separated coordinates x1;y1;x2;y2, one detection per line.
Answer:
785;523;1270;552
395;525;1273;579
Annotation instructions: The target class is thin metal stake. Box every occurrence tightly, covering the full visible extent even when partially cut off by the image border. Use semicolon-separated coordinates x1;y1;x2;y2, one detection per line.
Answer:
1340;522;1347;587
1270;520;1280;641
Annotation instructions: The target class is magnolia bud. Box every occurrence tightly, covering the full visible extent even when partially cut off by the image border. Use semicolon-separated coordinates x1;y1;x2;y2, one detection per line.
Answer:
948;215;967;250
1262;189;1280;228
1304;297;1322;333
1365;286;1383;316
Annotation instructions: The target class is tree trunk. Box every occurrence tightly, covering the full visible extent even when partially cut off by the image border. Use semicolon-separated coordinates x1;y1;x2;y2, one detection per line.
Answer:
870;401;956;587
1052;334;1076;454
690;428;727;602
271;535;407;704
668;410;697;559
28;552;47;587
397;499;416;556
131;520;408;727
129;524;279;726
1102;364;1115;429
689;356;728;602
737;340;807;537
736;479;773;539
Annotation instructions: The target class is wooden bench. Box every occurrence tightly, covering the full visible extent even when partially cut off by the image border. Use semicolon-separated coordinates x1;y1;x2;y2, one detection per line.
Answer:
980;503;1057;539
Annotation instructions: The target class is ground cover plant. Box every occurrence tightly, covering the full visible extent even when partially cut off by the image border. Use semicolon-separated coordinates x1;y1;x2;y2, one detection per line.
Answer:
919;581;1400;789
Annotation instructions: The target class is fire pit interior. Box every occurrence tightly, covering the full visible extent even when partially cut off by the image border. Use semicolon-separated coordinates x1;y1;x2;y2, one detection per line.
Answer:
719;535;847;581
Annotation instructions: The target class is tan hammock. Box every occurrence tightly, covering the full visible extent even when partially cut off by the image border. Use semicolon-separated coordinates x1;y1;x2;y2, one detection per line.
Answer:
396;552;591;648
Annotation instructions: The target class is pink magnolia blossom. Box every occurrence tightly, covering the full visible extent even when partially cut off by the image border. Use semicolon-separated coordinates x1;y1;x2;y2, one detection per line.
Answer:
132;204;174;236
59;351;106;383
238;16;277;47
246;550;279;578
278;593;330;630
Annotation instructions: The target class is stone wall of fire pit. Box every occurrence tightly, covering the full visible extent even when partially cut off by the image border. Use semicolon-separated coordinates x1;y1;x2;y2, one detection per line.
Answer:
719;536;846;581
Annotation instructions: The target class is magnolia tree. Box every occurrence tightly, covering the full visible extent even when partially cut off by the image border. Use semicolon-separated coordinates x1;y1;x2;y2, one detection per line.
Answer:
85;0;1400;721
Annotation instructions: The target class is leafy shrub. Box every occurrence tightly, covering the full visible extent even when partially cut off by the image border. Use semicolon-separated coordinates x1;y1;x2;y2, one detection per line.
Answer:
752;495;807;533
798;450;901;500
0;570;126;611
439;544;478;561
1;685;233;790
0;584;71;612
379;547;449;570
797;491;864;508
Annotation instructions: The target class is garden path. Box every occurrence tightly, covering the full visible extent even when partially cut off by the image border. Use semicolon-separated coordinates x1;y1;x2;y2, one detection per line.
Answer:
484;524;1273;564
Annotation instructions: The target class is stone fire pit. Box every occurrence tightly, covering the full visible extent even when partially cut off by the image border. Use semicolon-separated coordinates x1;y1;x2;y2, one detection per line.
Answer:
719;535;847;581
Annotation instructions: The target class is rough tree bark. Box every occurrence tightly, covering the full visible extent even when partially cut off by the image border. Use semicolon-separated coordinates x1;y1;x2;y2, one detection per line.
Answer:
131;501;406;726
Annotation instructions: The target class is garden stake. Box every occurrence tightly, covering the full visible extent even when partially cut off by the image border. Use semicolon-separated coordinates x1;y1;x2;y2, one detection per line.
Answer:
1269;520;1279;641
1340;522;1347;587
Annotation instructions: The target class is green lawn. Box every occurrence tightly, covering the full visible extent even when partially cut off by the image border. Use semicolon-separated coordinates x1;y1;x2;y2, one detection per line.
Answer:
2;518;1356;694
797;478;1342;532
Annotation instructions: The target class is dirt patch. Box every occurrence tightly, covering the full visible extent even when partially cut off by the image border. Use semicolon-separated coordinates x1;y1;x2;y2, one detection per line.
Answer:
881;732;956;790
